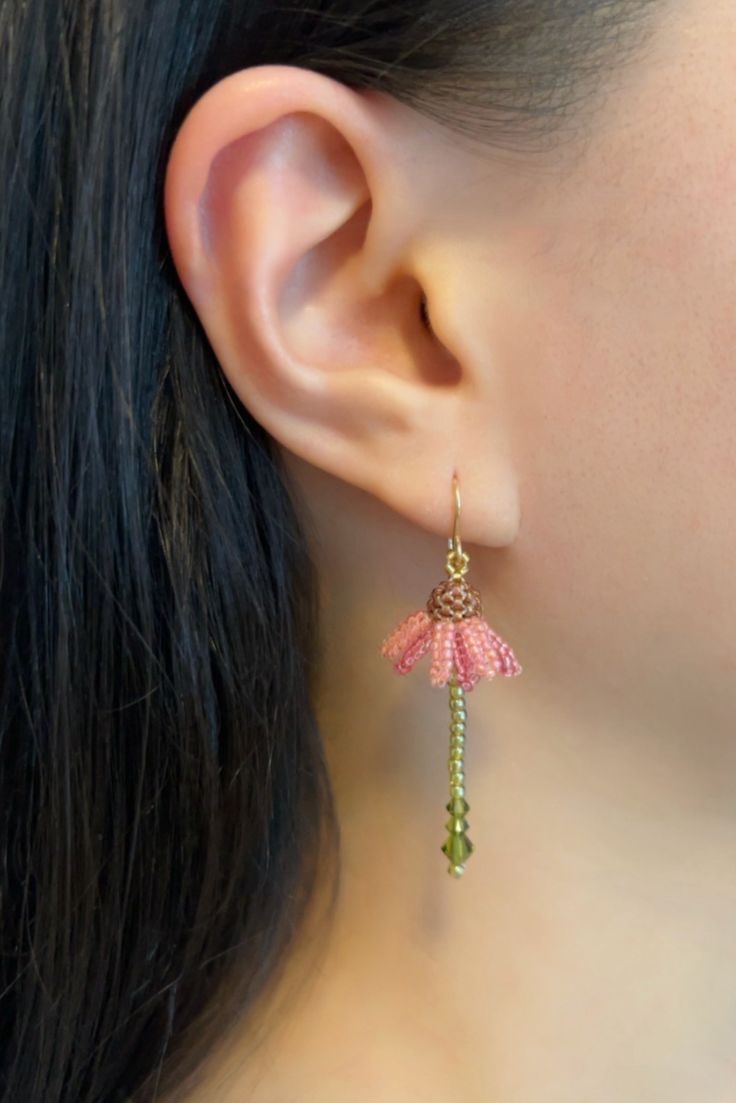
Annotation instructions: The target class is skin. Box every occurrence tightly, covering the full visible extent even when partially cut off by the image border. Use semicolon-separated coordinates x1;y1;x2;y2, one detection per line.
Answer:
164;2;736;1099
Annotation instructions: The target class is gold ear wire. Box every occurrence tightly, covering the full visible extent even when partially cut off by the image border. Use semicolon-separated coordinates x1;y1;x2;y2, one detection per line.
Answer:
452;471;462;555
447;471;469;579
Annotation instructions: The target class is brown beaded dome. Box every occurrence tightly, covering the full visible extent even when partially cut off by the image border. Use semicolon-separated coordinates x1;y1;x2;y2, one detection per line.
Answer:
426;577;482;622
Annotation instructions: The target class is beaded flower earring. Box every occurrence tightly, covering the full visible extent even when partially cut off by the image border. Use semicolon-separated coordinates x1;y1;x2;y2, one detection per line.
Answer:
379;472;522;877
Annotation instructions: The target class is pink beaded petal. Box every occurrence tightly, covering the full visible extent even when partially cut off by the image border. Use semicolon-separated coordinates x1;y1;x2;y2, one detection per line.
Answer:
453;625;480;691
458;616;496;681
395;623;434;674
477;618;523;677
380;609;432;663
430;620;455;687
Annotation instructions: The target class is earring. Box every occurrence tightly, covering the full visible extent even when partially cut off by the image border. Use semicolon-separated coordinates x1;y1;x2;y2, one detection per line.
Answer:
379;471;522;878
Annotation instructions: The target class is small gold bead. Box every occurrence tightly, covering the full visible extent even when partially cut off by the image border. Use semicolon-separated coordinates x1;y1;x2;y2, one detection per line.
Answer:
448;863;465;878
451;786;465;798
450;685;464;700
449;747;464;762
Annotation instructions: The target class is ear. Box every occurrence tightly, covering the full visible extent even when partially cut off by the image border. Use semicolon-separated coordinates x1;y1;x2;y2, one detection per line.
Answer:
163;64;520;546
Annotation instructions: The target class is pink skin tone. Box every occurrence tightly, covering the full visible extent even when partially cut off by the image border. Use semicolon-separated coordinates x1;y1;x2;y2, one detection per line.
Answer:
164;3;736;1101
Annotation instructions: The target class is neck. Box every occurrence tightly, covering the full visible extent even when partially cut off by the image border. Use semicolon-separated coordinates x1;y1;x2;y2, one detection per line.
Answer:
214;456;736;1103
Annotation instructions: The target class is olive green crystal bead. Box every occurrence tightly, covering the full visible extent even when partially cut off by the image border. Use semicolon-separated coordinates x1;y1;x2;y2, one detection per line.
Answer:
448;795;470;815
442;831;474;866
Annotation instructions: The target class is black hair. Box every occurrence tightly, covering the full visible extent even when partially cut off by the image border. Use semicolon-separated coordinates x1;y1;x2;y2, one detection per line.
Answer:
0;2;662;1100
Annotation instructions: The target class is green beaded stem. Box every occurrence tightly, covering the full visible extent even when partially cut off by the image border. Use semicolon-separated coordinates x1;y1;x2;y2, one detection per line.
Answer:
441;674;474;877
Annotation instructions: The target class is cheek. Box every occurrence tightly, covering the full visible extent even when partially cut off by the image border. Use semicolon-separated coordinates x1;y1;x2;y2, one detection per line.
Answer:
499;187;736;694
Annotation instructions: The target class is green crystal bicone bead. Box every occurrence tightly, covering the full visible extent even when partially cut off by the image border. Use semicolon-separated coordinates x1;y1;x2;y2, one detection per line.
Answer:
442;831;474;866
448;795;470;815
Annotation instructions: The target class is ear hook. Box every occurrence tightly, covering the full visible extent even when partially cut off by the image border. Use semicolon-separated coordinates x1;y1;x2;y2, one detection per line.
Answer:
452;471;462;557
447;471;468;578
